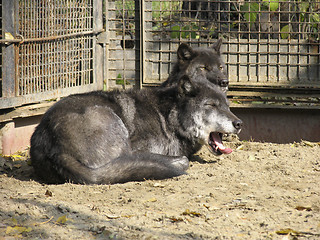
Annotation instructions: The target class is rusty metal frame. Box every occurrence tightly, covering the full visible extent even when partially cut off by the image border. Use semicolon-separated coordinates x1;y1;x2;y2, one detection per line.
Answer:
0;0;105;110
0;30;104;44
2;0;19;99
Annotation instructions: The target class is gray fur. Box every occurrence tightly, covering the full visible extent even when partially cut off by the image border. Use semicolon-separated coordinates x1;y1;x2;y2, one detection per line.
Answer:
30;76;241;184
161;39;229;93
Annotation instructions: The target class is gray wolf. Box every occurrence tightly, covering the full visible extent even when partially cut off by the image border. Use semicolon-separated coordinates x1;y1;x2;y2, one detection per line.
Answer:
30;76;242;184
161;39;229;93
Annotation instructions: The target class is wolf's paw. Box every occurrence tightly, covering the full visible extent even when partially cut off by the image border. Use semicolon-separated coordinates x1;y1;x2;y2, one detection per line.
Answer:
170;156;189;171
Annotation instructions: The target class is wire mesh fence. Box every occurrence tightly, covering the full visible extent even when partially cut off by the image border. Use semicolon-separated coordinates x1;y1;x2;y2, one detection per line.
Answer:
18;0;93;95
107;0;320;89
18;0;94;95
0;0;103;109
0;0;319;109
106;0;320;108
106;0;137;88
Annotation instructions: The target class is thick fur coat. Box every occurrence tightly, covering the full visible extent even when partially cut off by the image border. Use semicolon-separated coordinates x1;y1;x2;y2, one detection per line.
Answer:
30;76;242;184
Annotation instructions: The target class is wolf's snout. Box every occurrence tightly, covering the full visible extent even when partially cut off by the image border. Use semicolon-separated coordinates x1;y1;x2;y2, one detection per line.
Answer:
232;119;243;130
220;79;229;87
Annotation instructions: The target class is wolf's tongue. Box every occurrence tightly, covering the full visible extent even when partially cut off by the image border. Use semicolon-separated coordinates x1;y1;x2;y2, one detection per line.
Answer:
211;132;232;154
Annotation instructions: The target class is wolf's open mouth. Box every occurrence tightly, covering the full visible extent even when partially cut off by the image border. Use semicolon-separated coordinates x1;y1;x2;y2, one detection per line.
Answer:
208;132;232;155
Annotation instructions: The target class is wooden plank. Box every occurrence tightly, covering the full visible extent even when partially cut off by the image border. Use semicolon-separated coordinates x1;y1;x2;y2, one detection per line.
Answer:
0;84;99;110
228;82;320;88
228;91;320;99
0;102;55;123
230;103;320;110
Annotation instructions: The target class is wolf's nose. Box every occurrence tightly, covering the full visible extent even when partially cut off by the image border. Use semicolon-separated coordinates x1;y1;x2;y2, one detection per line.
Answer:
233;119;243;130
220;79;229;87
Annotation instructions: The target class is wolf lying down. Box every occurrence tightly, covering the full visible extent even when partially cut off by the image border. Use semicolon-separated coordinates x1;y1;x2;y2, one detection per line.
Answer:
30;76;242;184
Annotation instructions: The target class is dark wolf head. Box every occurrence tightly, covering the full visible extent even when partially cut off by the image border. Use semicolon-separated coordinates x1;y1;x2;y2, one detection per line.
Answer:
175;75;242;155
162;39;229;93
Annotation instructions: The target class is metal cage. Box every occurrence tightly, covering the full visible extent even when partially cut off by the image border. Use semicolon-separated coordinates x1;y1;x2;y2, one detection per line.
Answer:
107;0;320;108
0;0;104;109
1;1;319;109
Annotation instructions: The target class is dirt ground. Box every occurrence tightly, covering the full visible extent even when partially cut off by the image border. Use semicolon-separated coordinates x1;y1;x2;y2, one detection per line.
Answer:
1;138;320;240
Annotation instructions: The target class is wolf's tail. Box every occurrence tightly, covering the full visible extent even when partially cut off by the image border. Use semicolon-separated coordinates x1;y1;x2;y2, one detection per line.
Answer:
34;151;189;184
96;152;189;184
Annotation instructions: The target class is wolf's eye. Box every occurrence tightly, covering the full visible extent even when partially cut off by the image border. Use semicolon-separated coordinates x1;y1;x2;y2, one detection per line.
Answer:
205;102;216;107
219;66;224;71
199;66;207;71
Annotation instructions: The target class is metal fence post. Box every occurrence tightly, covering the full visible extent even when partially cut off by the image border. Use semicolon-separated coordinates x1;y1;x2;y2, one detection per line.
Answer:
135;0;145;89
93;0;104;90
2;0;19;99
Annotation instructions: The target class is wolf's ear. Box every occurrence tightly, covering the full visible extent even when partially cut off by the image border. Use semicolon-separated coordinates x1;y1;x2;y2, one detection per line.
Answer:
211;39;222;55
177;43;195;61
178;75;195;96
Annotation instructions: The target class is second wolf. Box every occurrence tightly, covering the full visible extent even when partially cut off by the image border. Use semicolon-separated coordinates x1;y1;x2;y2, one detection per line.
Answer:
162;39;229;93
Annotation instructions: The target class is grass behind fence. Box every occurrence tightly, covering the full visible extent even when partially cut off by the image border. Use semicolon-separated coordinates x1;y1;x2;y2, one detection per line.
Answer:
115;0;181;20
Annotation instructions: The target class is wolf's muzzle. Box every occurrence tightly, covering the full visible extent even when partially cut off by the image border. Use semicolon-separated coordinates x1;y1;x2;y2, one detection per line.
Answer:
233;119;243;131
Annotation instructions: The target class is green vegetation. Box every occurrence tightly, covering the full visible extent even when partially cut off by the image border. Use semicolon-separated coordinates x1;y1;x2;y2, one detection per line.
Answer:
115;0;180;20
240;0;319;40
115;73;131;85
170;24;199;39
114;0;319;41
151;1;181;21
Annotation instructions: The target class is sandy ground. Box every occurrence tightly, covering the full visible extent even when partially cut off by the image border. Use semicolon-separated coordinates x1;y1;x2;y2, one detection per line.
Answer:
1;138;320;240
